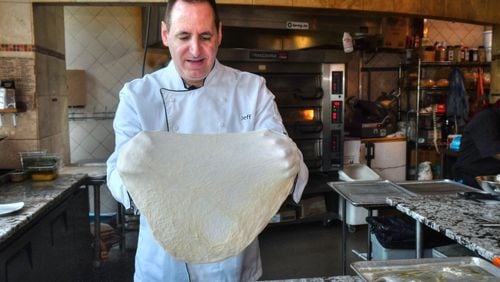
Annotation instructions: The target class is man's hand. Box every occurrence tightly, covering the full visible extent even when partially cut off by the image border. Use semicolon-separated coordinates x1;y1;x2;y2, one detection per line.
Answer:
260;130;300;178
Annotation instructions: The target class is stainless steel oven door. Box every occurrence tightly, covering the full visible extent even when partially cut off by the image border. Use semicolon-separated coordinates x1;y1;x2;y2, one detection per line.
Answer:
280;107;322;138
295;139;322;170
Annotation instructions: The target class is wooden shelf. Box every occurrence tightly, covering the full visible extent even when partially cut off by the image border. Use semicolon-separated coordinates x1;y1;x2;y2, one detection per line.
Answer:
0;109;17;113
405;61;491;68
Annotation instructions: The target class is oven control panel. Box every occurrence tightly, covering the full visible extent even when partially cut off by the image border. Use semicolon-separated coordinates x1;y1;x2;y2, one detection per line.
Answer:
322;64;345;171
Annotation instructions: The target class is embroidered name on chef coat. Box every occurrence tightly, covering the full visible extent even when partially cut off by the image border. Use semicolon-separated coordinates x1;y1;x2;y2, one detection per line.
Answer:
241;114;252;121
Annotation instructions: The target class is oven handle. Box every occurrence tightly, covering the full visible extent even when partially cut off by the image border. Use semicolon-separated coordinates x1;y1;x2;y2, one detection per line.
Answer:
293;88;324;100
295;121;323;133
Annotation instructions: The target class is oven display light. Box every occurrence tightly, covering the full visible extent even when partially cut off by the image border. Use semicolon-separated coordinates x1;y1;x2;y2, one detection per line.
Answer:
301;109;315;121
331;101;342;123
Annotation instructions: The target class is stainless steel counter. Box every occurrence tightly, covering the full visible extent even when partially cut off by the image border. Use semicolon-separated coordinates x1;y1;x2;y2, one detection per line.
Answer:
328;179;499;273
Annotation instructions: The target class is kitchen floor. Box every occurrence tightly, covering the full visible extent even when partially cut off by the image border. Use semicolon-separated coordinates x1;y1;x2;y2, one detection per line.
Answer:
81;220;368;281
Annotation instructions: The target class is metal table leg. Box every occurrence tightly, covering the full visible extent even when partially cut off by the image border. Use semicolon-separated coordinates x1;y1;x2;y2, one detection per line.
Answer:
117;203;126;252
367;208;373;261
416;220;424;258
92;182;101;268
341;197;347;275
85;176;106;268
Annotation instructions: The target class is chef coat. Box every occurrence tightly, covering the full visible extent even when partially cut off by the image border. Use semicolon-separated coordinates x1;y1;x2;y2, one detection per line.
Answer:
106;60;308;281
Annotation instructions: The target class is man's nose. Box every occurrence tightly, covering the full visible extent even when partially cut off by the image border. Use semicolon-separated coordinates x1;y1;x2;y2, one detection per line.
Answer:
189;38;201;57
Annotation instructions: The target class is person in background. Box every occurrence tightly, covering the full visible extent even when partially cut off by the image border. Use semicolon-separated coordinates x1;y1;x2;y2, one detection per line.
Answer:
453;99;500;188
106;0;308;281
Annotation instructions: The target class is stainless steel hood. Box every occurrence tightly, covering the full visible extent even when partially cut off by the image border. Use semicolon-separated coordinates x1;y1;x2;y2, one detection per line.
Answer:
142;4;385;51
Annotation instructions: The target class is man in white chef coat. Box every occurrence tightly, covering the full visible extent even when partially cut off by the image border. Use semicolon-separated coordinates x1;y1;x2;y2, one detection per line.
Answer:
106;0;308;281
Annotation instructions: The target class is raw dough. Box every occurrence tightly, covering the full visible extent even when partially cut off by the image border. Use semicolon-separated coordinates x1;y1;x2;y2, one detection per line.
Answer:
117;130;297;263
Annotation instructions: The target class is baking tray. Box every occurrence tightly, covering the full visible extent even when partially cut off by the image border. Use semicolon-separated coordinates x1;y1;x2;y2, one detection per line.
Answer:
328;180;416;207
476;175;500;194
351;257;500;281
395;179;479;195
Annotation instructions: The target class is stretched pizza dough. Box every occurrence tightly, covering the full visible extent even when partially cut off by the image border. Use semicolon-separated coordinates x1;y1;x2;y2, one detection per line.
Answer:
117;130;297;263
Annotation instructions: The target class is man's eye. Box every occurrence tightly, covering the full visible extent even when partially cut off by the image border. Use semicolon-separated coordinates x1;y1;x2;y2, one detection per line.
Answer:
179;36;190;41
201;35;212;41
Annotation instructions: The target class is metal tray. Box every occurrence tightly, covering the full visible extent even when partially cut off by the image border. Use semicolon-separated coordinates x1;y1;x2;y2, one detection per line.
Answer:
395;179;479;195
476;175;500;194
351;257;500;281
328;180;416;207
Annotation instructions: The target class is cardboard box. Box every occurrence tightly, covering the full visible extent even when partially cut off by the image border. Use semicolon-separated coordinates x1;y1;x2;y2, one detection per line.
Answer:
67;70;87;107
381;17;410;49
361;123;388;138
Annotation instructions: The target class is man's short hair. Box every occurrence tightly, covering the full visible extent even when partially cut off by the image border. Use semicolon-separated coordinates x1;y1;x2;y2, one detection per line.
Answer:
164;0;220;30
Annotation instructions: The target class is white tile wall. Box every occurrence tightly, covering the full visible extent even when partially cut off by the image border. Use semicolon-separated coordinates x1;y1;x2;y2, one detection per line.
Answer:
64;6;144;163
65;6;146;213
426;19;485;48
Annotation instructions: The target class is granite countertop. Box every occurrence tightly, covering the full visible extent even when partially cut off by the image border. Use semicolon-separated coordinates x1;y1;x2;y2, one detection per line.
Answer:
0;174;88;245
263;276;362;282
59;163;107;178
386;195;500;263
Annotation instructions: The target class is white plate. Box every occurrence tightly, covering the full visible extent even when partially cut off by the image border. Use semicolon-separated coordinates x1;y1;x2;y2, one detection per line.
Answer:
0;202;24;215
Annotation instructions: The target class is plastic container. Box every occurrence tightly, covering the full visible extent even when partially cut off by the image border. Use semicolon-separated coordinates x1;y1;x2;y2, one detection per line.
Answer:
339;164;381;181
371;233;433;260
342;32;354;53
9;170;28;182
338;164;381;226
19;151;60;181
432;244;476;258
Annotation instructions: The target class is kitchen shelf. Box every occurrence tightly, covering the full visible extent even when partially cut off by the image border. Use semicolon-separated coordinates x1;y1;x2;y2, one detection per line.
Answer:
403;61;491;68
400;58;491;180
0;109;17;113
0;108;22;127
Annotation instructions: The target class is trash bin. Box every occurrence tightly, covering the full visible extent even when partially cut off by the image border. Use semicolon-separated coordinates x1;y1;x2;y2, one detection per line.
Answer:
338;163;382;227
367;216;454;260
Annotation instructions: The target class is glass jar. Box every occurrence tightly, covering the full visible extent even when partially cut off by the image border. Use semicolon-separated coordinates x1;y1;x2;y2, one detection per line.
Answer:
470;48;478;62
446;46;454;61
478;46;486;63
454;45;462;63
436;46;446;61
463;46;469;61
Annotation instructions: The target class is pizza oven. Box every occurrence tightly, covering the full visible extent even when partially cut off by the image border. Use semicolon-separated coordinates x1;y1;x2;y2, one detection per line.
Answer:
217;48;348;174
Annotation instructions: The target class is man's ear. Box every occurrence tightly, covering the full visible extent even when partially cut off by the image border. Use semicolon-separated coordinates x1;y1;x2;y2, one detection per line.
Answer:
217;21;222;46
161;21;169;47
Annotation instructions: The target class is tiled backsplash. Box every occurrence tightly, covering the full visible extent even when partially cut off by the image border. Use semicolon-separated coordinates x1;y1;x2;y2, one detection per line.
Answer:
426;19;485;48
65;6;144;163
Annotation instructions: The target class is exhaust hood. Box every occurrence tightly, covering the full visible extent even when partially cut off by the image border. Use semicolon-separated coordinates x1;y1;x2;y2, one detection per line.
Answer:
142;4;387;51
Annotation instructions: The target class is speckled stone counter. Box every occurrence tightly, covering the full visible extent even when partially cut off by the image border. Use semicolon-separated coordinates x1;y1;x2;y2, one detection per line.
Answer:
0;174;87;245
59;164;106;178
386;195;500;264
263;276;362;282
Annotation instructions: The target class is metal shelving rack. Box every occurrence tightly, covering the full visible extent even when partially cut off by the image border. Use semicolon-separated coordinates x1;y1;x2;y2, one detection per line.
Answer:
401;59;491;180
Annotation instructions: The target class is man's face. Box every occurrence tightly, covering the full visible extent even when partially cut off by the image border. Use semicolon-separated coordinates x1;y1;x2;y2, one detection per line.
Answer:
161;1;222;87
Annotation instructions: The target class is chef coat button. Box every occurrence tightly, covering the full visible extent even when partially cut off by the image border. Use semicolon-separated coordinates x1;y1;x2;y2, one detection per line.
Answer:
220;98;227;103
218;122;225;128
169;98;176;103
173;125;179;131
